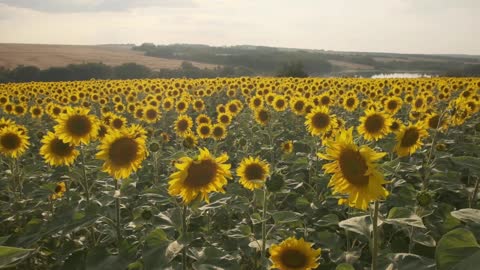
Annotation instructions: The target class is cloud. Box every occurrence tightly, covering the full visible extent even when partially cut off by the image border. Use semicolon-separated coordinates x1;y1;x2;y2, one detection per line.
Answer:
0;0;195;13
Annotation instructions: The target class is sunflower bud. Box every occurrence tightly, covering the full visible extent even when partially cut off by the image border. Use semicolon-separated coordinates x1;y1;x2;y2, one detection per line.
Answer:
149;142;160;153
416;191;433;207
435;143;447;151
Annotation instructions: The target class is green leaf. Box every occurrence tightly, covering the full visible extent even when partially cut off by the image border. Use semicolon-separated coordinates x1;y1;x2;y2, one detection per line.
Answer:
86;247;128;270
451;208;480;224
271;211;303;224
0;246;33;267
450;156;480;175
336;263;355;270
142;228;171;269
435;228;480;270
338;215;372;239
385;207;426;229
386;253;435;270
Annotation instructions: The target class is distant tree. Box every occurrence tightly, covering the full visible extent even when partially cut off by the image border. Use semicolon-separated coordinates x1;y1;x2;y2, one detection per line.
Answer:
445;64;480;77
276;61;309;78
113;63;152;79
67;63;113;80
11;65;40;82
40;67;73;82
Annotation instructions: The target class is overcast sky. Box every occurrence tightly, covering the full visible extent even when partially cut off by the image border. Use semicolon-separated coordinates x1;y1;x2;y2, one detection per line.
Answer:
0;0;478;55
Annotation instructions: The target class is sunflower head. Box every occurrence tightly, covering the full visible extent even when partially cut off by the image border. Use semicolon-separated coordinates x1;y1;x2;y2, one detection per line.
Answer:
236;156;270;190
40;131;79;167
51;182;67;200
174;115;193;137
0;126;30;158
357;109;392;141
54;107;99;146
269;237;321;270
281;140;294;154
305;106;337;136
196;123;212;139
394;122;428;157
168;148;232;204
212;124;227;141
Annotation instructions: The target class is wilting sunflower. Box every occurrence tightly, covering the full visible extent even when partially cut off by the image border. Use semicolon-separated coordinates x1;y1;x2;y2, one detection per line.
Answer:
0;126;30;158
196;123;212;139
305;106;337;136
394;122;429;157
357;109;392;141
212;124;227;141
318;128;389;210
236;156;270;190
281;140;294;154
269;237;321;270
168;148;232;204
96;127;148;179
174;115;193;137
54;107;99;146
51;182;66;200
255;108;271;126
40;132;79;166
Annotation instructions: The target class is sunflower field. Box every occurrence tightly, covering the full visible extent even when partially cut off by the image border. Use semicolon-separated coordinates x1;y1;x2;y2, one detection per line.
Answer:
0;77;479;270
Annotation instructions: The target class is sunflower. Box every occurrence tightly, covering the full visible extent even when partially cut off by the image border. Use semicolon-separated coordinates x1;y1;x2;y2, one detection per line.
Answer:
182;131;198;148
394;122;429;157
175;99;189;114
217;113;232;126
196;114;212;126
357;109;392;141
269;237;321;270
389;119;403;132
318;128;389;210
290;97;307;115
111;115;128;130
40;132;79;166
30;105;44;119
96;127;148;179
273;95;288;112
383;96;403;115
54;107;99;146
305;106;337;136
343;96;359;112
197;123;212;139
236;156;270;190
249;95;264;110
424;113;448;131
51;182;67;200
212;124;227;141
168;148;232;204
193;99;205;112
143;106;162;123
254;108;271;126
0;126;30;158
174;115;193;137
0;117;15;130
281;140;294;154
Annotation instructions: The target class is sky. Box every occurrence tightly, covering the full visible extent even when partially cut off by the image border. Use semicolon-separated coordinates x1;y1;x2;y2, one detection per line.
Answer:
0;0;478;55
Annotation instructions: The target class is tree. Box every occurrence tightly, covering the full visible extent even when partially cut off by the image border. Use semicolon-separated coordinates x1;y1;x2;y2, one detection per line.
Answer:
113;63;152;79
276;61;309;78
11;65;40;82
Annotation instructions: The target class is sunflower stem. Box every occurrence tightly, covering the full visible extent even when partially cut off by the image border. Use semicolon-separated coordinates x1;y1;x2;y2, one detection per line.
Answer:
470;176;479;208
115;180;122;246
260;187;268;264
182;204;188;270
371;200;380;270
80;146;90;204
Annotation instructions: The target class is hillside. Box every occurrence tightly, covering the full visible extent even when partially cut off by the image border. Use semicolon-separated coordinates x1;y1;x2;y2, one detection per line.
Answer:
0;44;217;70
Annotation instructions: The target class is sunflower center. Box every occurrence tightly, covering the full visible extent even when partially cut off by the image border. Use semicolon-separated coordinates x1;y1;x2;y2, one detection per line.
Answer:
50;138;74;157
294;101;305;111
66;115;92;137
54;184;63;193
146;109;157;120
280;249;308;268
108;137;139;167
364;114;385;133
258;110;269;122
400;128;419;147
177;120;189;132
390;122;400;131
1;133;21;150
245;163;265;180
428;115;441;129
112;119;124;129
199;126;210;135
220;115;229;124
177;103;186;110
275;99;285;108
213;127;224;137
339;149;369;186
184;159;218;188
311;113;330;129
346;98;355;107
229;104;238;113
253;99;261;107
387;100;397;110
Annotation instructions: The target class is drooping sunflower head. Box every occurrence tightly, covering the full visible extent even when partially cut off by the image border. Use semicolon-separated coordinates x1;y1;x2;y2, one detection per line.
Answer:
318;127;388;210
54;107;99;146
0;126;30;158
96;126;148;180
236;156;270;191
254;108;271;126
174;115;193;137
269;237;321;270
168;148;232;204
51;182;67;200
357;109;392;141
394;122;429;157
305;106;337;136
40;131;79;167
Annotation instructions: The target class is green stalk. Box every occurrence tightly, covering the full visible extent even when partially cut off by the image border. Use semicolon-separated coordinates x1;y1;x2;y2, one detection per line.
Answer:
115;180;122;245
80;146;90;203
260;187;268;264
371;200;380;270
182;205;188;270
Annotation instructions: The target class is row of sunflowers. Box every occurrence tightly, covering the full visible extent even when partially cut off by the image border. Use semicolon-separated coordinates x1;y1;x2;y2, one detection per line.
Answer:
0;77;479;269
